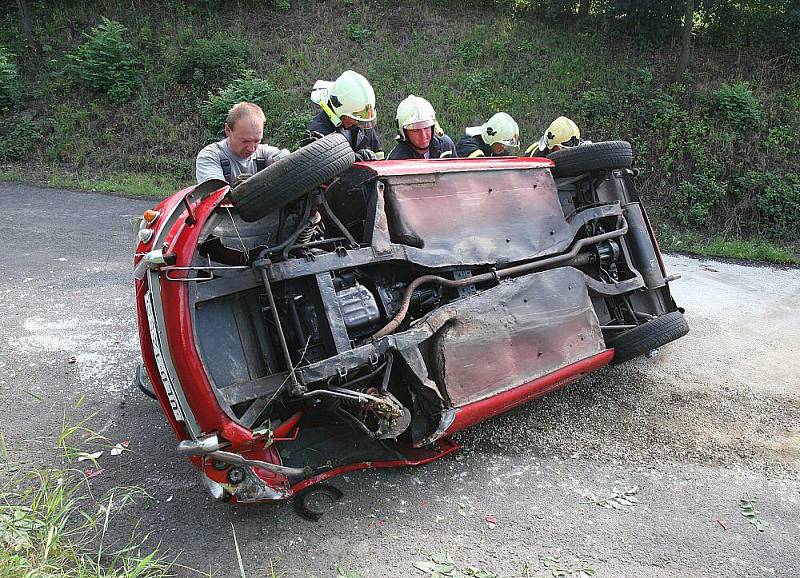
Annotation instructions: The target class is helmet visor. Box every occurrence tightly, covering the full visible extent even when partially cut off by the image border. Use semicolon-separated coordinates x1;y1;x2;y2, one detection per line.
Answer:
404;119;436;131
343;103;376;126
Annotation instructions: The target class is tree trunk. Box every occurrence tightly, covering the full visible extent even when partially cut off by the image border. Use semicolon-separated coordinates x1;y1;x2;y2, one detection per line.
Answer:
673;0;694;82
15;0;39;54
579;0;591;18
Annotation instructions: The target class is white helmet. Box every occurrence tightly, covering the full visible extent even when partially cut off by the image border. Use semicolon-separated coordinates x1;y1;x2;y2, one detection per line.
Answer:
310;70;376;127
396;95;437;141
467;112;520;154
538;116;580;152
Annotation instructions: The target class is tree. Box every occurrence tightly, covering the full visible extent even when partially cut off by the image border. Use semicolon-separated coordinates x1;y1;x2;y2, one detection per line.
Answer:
674;0;694;82
579;0;591;18
15;0;40;54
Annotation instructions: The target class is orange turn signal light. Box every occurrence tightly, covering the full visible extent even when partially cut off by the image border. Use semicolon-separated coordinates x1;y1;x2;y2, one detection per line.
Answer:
143;209;160;225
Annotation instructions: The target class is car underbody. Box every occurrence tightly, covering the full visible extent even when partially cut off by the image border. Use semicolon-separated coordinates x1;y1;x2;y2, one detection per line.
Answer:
134;141;687;503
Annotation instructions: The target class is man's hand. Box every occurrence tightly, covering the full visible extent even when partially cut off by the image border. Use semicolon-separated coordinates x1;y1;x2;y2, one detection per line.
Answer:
355;149;378;161
300;130;326;146
231;172;252;189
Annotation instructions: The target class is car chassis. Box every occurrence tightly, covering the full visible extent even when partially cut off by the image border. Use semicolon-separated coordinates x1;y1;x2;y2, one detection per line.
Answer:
134;138;687;503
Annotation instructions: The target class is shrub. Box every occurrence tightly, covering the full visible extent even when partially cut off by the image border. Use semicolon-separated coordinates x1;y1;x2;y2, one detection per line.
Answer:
0;114;43;161
0;48;20;111
199;71;285;135
674;172;728;226
346;11;372;44
274;110;314;150
174;33;249;89
712;82;763;134
65;17;141;103
577;88;613;124
734;170;800;239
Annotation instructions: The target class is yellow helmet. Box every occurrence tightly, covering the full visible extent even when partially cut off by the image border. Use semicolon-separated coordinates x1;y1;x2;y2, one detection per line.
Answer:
538;116;580;152
466;112;520;154
310;70;376;128
396;95;437;141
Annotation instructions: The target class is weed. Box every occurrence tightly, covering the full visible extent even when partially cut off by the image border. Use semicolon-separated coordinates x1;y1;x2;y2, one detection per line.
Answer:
0;468;183;577
346;11;373;44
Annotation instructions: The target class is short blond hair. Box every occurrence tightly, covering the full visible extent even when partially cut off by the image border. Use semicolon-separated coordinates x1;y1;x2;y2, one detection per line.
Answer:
225;102;266;129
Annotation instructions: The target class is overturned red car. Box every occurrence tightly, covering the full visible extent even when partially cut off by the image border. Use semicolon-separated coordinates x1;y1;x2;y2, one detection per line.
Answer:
133;135;688;503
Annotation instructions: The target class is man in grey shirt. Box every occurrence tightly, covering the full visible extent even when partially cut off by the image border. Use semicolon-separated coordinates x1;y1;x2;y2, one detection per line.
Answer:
195;102;289;185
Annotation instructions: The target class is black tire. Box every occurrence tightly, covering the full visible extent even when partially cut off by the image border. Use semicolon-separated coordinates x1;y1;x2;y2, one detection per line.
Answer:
548;141;633;178
608;311;689;366
230;133;356;222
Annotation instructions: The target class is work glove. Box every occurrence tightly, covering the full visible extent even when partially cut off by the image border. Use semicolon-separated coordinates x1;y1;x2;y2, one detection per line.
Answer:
231;172;252;189
355;149;378;161
300;130;326;146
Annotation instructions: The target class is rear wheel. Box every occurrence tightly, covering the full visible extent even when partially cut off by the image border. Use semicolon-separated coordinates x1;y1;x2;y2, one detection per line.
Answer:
608;311;689;366
230;133;356;222
548;141;633;178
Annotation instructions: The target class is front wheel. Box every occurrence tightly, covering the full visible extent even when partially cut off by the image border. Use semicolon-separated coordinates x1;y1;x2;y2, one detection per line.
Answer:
608;311;689;366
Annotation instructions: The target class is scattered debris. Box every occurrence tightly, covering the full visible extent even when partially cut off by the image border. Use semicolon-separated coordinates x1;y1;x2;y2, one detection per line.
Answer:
484;514;497;529
83;467;104;478
293;484;343;521
414;551;499;577
739;496;769;532
582;485;640;510
77;450;103;462
110;440;130;456
717;518;731;530
67;355;77;364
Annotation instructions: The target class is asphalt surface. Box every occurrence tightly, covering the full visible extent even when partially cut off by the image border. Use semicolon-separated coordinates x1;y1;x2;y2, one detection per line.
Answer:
1;183;798;578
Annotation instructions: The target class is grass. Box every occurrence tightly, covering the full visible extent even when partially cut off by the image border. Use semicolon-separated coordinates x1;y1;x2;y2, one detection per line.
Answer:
658;224;799;265
0;468;185;577
0;412;211;577
0;165;184;198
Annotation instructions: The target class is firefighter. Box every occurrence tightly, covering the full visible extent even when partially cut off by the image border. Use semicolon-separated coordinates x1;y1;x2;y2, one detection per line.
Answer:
307;70;384;160
387;95;457;160
524;116;581;158
455;112;520;158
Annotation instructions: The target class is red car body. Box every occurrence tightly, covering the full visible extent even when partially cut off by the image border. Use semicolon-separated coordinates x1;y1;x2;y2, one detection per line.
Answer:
134;149;685;503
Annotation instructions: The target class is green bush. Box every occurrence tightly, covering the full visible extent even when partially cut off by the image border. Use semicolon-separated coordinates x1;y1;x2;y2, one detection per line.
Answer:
0;115;43;161
65;17;141;103
712;82;763;134
0;48;20;111
346;11;373;44
577;88;613;124
274;110;314;150
675;172;728;226
734;170;800;239
199;71;285;135
174;33;249;89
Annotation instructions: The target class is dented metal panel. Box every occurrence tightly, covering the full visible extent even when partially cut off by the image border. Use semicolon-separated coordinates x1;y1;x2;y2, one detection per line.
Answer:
383;169;568;265
434;267;604;406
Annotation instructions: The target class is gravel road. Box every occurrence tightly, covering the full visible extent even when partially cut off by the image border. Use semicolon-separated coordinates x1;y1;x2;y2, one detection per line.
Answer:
1;183;798;577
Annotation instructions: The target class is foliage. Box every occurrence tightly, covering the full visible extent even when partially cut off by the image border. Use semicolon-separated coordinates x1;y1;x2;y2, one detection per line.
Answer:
346;11;373;43
711;82;763;134
734;170;800;239
0;468;175;576
0;48;20;111
65;17;141;103
0;115;42;162
275;110;315;150
174;33;249;89
603;0;686;39
199;71;285;135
